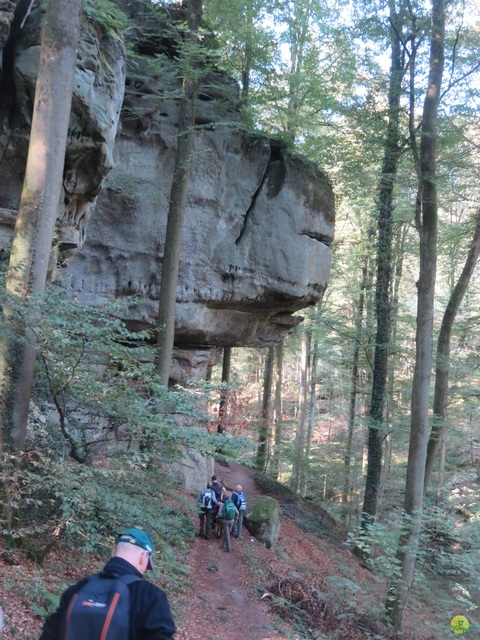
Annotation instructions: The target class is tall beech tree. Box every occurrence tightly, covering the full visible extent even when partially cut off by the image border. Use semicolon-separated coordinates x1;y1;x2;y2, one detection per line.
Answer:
302;338;318;495
386;0;445;628
0;0;84;454
342;242;370;523
218;346;231;433
270;341;284;479
203;0;275;105
255;345;274;472
424;209;480;494
361;0;410;528
290;330;309;493
155;0;203;385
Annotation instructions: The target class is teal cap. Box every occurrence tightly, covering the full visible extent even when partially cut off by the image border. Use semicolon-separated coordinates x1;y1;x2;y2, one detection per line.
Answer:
116;528;155;570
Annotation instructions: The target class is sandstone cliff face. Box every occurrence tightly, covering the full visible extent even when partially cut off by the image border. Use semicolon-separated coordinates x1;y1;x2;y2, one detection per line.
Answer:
0;0;126;257
0;2;334;383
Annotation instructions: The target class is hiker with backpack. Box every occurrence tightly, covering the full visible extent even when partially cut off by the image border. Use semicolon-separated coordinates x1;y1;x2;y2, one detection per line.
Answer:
218;492;239;552
196;483;220;540
231;484;247;539
39;527;176;640
210;475;224;501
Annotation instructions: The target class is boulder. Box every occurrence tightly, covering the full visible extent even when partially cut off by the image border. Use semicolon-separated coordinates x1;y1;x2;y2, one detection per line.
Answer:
244;495;282;549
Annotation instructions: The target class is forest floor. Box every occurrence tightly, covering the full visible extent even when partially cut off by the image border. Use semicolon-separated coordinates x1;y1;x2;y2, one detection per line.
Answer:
0;461;467;640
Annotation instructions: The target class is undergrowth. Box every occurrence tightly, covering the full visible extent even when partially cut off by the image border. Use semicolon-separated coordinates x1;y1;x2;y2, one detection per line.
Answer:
0;458;196;623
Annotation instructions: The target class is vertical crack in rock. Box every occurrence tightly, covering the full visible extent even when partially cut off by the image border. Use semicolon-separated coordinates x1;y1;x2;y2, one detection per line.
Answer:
235;146;272;247
235;143;287;247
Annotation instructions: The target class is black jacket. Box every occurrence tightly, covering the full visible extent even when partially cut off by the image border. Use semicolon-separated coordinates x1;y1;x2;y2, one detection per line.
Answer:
40;556;176;639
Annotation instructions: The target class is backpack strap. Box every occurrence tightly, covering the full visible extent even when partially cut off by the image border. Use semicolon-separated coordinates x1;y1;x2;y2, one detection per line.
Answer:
94;573;142;640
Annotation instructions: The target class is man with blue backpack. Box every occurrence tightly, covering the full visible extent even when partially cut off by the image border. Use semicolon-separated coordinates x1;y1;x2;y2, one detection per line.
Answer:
39;527;176;639
196;483;220;540
231;484;247;539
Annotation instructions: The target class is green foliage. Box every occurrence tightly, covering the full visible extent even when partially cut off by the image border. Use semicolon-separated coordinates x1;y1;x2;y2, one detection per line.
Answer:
1;282;230;463
346;513;405;584
84;0;130;38
345;502;480;614
0;451;195;619
0;278;252;581
17;570;67;619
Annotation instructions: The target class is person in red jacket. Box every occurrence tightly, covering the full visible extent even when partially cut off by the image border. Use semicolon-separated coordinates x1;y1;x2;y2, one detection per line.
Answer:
39;528;176;639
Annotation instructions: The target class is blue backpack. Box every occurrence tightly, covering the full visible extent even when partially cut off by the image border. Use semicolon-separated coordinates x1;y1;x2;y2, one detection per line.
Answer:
65;572;141;640
233;491;247;511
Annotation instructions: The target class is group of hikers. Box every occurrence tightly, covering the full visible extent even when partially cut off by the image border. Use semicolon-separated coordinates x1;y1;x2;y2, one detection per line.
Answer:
34;474;247;639
196;474;247;553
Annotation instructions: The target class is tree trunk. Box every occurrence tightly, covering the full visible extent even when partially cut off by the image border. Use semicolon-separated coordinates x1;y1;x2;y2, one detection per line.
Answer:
218;346;231;433
386;0;445;629
380;224;408;506
342;251;368;524
255;346;274;472
301;340;317;496
0;0;84;453
362;0;404;528
271;340;284;480
241;40;252;102
285;0;310;142
155;0;203;385
290;331;309;493
423;209;480;494
386;223;408;424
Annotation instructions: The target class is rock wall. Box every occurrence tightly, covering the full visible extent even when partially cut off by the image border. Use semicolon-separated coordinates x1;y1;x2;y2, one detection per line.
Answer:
0;0;127;262
0;1;335;384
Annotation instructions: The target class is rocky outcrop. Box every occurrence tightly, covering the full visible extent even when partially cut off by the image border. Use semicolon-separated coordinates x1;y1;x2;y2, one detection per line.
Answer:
0;0;127;260
0;2;334;384
165;447;214;495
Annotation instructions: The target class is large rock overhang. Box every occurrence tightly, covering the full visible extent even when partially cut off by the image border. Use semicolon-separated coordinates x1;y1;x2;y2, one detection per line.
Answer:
0;2;335;382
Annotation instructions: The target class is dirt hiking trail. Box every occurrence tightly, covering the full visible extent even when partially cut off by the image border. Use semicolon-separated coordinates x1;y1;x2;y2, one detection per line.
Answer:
0;461;448;639
173;462;287;640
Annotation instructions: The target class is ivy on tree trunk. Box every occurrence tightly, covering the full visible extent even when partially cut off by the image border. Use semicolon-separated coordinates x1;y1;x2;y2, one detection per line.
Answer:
386;0;445;629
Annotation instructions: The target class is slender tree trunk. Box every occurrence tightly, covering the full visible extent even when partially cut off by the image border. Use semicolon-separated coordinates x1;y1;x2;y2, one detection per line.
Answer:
290;331;309;493
387;223;408;421
285;1;310;142
363;233;376;421
241;41;252;102
436;434;446;501
423;209;480;494
380;225;408;505
271;340;284;480
218;346;231;433
255;346;274;472
155;0;203;385
386;0;445;629
342;256;368;523
362;0;404;527
0;0;84;453
301;340;317;496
